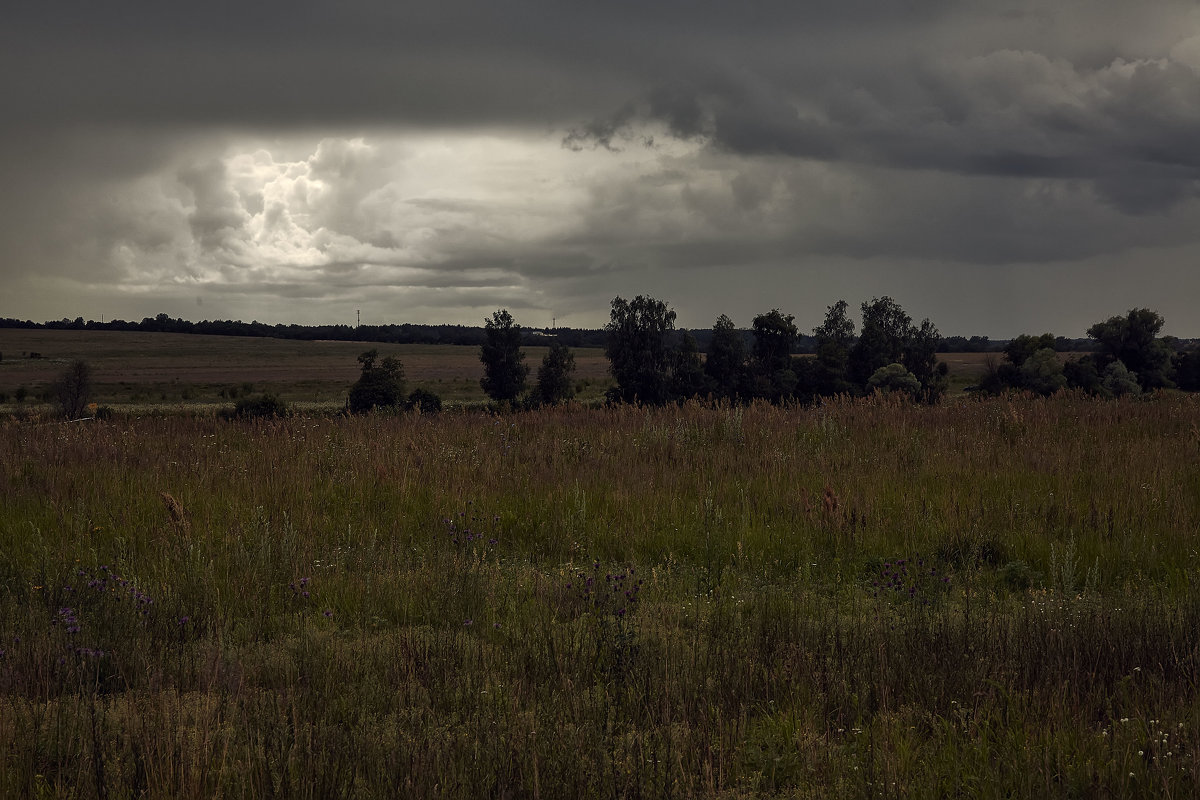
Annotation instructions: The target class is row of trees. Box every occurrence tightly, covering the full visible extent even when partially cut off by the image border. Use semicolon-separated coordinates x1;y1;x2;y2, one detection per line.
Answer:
978;308;1200;397
478;310;578;406
603;295;948;406
469;296;951;409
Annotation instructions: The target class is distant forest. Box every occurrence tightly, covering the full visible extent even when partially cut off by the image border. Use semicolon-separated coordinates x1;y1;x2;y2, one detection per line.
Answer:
0;312;1104;353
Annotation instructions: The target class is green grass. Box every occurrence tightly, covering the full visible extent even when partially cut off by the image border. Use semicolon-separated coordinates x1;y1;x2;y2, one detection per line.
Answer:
1;394;1199;797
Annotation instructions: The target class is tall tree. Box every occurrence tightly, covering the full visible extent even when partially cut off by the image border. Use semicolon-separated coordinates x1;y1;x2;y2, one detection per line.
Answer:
536;341;576;405
903;318;948;402
480;309;529;402
604;295;677;405
348;349;406;413
704;314;748;401
812;300;855;396
670;331;709;400
54;359;92;419
750;309;799;402
848;296;912;389
1086;308;1174;391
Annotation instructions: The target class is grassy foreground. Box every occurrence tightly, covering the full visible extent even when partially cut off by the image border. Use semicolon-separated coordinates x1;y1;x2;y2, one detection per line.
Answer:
2;395;1199;798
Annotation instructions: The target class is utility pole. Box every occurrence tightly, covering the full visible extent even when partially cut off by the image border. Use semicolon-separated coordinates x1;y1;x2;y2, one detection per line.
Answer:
357;309;360;328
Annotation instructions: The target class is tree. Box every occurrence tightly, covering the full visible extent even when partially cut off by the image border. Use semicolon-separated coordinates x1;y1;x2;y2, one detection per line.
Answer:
1019;348;1067;396
704;314;747;401
903;318;948;402
480;309;528;402
750;309;799;401
1063;355;1104;395
812;300;855;396
1173;349;1200;391
536;341;577;405
848;297;912;388
1102;361;1141;397
348;349;406;413
54;359;92;418
1004;333;1056;368
605;295;677;405
1086;308;1174;391
670;331;708;400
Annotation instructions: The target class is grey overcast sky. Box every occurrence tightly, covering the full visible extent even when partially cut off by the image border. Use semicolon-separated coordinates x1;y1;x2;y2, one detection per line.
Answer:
2;1;1200;337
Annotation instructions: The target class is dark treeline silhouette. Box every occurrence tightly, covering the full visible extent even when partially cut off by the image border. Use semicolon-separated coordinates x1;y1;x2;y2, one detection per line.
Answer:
0;313;1105;353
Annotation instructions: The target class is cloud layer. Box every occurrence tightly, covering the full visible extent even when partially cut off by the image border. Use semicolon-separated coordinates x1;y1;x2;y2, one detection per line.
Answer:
3;1;1200;335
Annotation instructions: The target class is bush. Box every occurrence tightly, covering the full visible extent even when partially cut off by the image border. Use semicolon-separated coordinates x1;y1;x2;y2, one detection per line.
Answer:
233;393;289;419
406;388;443;414
1103;361;1140;397
868;363;921;396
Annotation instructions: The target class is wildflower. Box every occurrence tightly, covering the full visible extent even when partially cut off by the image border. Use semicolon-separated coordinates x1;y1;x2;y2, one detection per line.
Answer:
464;619;473;626
178;616;190;625
323;609;333;618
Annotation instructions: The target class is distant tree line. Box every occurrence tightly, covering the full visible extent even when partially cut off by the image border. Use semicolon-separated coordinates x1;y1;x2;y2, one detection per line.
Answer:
0;313;1117;353
599;295;952;405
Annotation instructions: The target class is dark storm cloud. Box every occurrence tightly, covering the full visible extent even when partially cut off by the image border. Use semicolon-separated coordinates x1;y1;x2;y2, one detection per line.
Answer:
3;0;1200;333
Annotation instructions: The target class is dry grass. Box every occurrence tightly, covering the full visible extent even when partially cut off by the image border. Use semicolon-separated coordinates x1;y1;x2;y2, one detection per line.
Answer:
1;394;1199;797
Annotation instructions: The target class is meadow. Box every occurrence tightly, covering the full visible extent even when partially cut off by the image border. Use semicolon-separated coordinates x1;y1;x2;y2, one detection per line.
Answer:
2;393;1199;797
0;329;613;409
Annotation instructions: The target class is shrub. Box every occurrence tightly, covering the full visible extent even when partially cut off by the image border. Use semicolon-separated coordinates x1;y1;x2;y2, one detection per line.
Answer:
53;359;93;418
233;393;289;419
868;362;921;396
406;388;443;414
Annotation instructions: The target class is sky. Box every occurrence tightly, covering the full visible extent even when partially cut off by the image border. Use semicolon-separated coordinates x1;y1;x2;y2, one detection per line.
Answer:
2;1;1200;338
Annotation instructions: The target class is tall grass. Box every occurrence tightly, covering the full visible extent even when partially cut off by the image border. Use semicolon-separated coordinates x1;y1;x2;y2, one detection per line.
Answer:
1;394;1199;797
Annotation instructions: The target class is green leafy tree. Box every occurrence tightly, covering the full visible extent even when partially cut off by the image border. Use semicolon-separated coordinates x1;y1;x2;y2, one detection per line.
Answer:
1004;333;1057;368
604;295;677;405
536;341;577;405
903;318;948;402
848;297;912;388
54;359;93;418
348;349;406;413
750;309;799;401
848;296;947;401
1063;355;1104;395
480;309;529;402
1103;361;1141;397
704;314;748;401
812;300;855;396
1087;309;1174;391
1172;349;1200;391
1019;348;1067;396
670;331;709;400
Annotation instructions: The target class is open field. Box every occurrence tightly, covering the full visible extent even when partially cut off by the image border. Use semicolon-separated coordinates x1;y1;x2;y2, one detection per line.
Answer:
2;395;1199;797
0;329;1001;412
0;330;614;408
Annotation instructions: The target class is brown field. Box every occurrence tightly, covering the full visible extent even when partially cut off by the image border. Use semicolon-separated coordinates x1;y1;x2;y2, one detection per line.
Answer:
0;328;1005;409
0;329;612;406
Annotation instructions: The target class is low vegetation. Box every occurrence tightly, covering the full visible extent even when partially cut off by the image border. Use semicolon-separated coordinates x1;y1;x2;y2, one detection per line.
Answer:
2;394;1199;797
